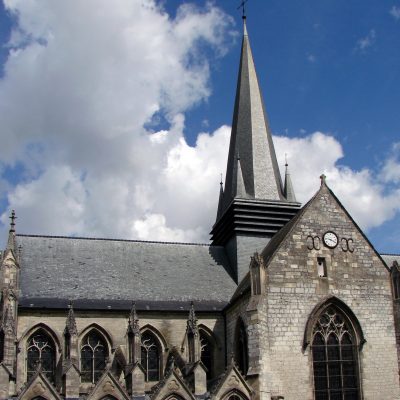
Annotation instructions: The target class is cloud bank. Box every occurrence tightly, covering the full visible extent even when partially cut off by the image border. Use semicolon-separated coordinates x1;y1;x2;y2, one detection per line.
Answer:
0;1;399;244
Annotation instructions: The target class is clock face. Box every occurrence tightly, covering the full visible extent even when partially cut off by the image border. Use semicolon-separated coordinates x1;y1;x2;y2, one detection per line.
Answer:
323;231;338;248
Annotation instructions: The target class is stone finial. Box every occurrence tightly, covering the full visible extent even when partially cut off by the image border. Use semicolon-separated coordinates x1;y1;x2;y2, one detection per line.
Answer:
65;300;78;336
320;174;327;186
187;301;198;336
6;210;17;251
128;301;140;335
2;305;16;336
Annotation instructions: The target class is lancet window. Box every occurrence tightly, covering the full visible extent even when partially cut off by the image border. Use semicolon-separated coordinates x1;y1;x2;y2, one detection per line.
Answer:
80;330;108;383
235;318;248;375
27;330;56;383
0;330;4;362
141;331;161;381
199;330;213;379
392;265;400;300
311;306;360;400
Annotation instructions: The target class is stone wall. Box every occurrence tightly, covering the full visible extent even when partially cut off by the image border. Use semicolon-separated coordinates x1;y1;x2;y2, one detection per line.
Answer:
262;185;400;399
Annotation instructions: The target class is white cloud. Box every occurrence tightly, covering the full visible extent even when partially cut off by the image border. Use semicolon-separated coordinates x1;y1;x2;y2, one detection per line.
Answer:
390;6;400;20
0;1;399;245
355;29;376;51
307;53;316;63
275;133;400;231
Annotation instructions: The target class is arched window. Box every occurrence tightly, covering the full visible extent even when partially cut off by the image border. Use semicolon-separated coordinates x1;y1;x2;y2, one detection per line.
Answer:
80;330;108;383
199;330;213;379
392;264;400;300
27;330;56;383
312;306;360;400
0;330;4;362
235;319;248;375
223;389;248;400
31;397;48;400
141;331;160;381
100;397;118;400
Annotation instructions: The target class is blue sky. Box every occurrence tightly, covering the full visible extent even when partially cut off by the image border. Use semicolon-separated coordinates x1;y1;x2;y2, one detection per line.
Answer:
0;0;399;253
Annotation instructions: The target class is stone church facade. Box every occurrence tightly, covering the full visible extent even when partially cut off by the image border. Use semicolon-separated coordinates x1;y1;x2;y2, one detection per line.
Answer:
0;18;400;400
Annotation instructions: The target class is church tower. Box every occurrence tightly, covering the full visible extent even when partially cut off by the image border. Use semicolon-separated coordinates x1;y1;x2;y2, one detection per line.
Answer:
211;18;301;282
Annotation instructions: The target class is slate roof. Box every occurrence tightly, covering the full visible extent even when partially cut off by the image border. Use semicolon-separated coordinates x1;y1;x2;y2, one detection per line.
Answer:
381;254;400;268
16;234;237;311
221;19;285;213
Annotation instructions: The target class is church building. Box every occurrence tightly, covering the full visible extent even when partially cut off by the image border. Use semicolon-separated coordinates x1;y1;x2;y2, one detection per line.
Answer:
0;16;399;400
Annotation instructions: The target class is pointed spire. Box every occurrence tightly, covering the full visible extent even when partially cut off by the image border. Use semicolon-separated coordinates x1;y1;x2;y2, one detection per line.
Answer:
128;302;140;335
65;301;78;336
216;177;224;221
187;301;198;336
222;19;284;213
234;155;247;199
6;210;16;251
283;158;297;202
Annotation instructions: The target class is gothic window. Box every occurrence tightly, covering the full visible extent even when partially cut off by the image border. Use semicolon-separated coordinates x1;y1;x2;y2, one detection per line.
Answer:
0;330;4;362
224;390;248;400
141;331;160;381
199;330;213;379
235;318;248;375
80;330;108;383
27;330;56;383
392;265;400;300
312;307;360;400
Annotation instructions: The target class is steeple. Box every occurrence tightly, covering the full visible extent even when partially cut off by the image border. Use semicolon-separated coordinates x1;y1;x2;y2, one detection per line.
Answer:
221;18;284;212
283;160;296;202
211;17;301;283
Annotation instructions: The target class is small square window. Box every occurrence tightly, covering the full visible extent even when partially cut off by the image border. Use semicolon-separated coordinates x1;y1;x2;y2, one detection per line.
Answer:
317;257;327;277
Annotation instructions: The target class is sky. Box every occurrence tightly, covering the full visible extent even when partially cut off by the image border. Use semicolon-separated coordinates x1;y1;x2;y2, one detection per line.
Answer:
0;0;399;254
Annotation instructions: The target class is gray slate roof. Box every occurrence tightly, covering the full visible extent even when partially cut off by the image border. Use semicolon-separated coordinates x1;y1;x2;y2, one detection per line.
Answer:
16;235;237;311
381;254;400;268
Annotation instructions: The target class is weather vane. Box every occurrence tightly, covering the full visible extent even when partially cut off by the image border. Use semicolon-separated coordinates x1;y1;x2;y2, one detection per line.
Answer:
237;0;249;19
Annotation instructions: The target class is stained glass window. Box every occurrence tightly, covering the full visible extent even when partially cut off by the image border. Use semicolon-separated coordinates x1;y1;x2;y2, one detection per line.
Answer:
236;319;248;375
200;330;212;379
80;331;107;383
312;307;360;400
27;330;56;383
141;331;160;381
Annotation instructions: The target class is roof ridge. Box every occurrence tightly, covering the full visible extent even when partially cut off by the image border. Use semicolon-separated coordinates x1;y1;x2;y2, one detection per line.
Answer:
16;233;212;247
380;253;400;256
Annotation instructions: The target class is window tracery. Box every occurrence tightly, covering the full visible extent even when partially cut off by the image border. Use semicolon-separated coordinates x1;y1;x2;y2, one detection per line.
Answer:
27;330;56;383
80;330;108;383
200;330;212;379
141;331;161;381
311;307;360;400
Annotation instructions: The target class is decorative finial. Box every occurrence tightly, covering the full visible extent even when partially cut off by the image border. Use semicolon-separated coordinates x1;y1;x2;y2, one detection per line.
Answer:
9;210;16;233
237;0;249;20
220;173;223;186
320;174;327;186
65;300;77;335
187;301;198;335
128;301;140;335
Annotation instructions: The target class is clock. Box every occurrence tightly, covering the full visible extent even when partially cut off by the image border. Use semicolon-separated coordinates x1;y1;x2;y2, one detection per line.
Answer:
323;231;338;249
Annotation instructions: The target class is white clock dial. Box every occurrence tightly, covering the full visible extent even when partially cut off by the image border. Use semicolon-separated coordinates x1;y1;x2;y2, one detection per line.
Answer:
323;231;338;248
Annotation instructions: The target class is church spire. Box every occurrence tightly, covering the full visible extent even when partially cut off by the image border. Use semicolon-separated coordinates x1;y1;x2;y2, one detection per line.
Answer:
221;18;284;212
283;159;297;202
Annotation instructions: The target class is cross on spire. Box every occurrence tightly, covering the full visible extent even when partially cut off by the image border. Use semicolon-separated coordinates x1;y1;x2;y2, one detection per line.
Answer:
237;0;249;19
